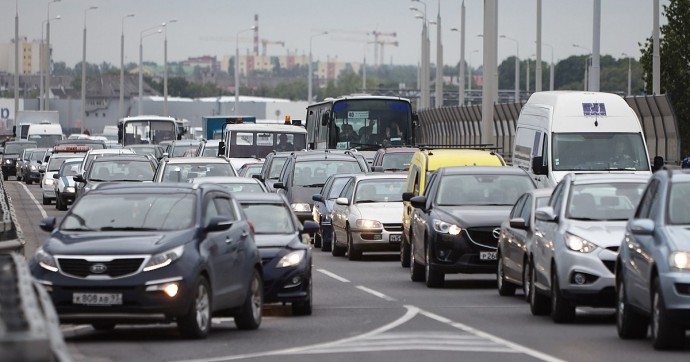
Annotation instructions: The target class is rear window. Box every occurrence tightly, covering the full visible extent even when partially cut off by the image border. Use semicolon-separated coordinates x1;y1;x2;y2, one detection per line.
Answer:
293;160;364;187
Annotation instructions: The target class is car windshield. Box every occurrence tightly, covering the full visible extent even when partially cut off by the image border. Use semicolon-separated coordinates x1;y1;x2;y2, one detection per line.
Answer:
60;162;81;176
381;153;414;171
355;179;406;203
88;160;155;182
201;146;219;157
567;182;647;221
436;174;536;206
129;146;158;156
173;145;199;157
5;143;36;154
294;160;363;187
667;181;690;225
218;183;265;193
63;193;195;231
162;163;233;182
28;150;45;161
48;157;70;171
241;203;295;234
28;134;62;149
552;133;650;171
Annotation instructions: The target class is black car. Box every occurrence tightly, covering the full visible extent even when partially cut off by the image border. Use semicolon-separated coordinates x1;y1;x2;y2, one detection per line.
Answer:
407;166;536;288
17;147;49;184
74;154;158;198
2;140;38;180
30;183;263;338
311;173;358;252
235;192;318;315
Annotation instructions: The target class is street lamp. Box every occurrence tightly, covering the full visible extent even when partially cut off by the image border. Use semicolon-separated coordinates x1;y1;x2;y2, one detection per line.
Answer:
81;5;98;133
622;53;631;96
469;49;479;100
308;31;328;104
45;0;60;111
119;13;134;120
499;35;520;102
235;26;256;115
541;42;554;91
139;24;163;116
573;43;591;91
40;15;60;111
163;19;177;116
410;0;429;109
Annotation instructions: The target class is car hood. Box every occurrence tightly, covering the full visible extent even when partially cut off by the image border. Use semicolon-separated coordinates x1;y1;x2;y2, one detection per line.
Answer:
44;229;194;255
255;234;304;257
356;202;404;223
664;226;690;251
567;221;627;248
435;205;512;227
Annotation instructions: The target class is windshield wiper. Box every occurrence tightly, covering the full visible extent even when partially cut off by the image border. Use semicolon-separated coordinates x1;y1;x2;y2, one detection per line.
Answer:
356;199;379;203
302;183;325;188
569;217;600;221
88;178;105;182
99;226;158;231
603;167;637;171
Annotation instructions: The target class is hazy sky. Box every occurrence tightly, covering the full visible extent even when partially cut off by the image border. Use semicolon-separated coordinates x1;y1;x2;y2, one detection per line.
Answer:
2;0;670;68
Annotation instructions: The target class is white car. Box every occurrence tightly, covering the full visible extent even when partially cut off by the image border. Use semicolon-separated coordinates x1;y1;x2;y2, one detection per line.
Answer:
42;153;86;205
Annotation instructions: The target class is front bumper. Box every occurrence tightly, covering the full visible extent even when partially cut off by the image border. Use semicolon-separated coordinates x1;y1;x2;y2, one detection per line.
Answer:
428;229;498;274
2;164;16;176
657;271;690;325
554;247;618;307
25;171;42;182
350;226;402;252
261;257;310;304
58;190;77;205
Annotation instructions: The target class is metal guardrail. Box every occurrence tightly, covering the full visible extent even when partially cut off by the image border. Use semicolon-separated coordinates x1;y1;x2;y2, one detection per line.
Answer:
0;170;25;255
416;94;681;166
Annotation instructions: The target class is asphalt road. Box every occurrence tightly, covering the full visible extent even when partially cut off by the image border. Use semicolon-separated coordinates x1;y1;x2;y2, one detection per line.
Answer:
6;179;689;362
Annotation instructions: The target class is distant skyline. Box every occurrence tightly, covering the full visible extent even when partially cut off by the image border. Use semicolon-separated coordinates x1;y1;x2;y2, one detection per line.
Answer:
2;0;670;69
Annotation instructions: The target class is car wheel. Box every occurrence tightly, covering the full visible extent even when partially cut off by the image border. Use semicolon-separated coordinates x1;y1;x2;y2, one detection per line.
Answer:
291;276;312;316
320;228;332;252
42;196;50;205
58;196;68;211
410;237;425;282
425;239;444;288
331;229;346;257
346;226;361;261
616;277;648;339
497;252;516;296
91;322;116;331
16;175;21;181
55;194;61;210
529;262;550;316
651;278;685;350
550;269;575;323
400;232;411;268
234;269;263;330
312;231;321;248
26;179;32;185
522;258;531;302
177;276;212;339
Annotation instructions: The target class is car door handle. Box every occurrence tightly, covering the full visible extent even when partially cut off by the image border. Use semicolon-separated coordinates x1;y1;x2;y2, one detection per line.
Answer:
241;230;249;238
225;237;234;244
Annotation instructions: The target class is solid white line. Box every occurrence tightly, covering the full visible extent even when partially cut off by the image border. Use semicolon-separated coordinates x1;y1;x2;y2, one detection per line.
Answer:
317;268;350;283
19;182;48;218
356;285;396;302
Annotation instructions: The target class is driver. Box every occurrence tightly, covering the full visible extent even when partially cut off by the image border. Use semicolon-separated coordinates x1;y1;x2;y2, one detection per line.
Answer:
610;141;635;167
275;134;295;151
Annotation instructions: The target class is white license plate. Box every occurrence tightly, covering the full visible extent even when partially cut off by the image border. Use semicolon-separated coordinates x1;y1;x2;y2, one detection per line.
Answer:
389;234;402;243
73;293;123;306
480;251;497;261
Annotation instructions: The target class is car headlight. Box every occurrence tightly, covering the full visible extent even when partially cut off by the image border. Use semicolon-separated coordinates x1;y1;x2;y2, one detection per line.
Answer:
277;250;305;268
143;245;184;272
29;165;37;171
4;159;12;165
356;219;382;229
35;247;58;272
565;233;598;253
44;178;54;186
291;203;311;212
65;186;75;193
670;251;690;270
39;165;46;171
433;220;462;235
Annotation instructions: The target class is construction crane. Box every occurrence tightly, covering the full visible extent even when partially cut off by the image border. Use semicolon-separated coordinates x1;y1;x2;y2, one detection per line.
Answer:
374;40;399;66
371;31;397;66
260;39;285;56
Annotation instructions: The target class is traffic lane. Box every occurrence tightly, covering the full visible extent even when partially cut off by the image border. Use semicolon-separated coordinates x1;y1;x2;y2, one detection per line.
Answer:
3;180;58;259
314;250;690;361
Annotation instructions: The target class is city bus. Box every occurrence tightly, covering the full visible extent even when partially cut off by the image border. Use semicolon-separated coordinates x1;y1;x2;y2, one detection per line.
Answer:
117;116;180;146
305;95;416;157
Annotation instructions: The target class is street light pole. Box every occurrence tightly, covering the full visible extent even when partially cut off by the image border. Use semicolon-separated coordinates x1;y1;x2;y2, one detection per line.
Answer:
81;5;98;133
573;44;591;91
235;26;256;115
308;31;328;104
499;35;519;102
163;19;177;116
469;49;479;100
542;42;554;91
139;24;163;116
120;14;135;120
410;0;428;109
622;53;631;96
45;0;60;111
14;0;19;118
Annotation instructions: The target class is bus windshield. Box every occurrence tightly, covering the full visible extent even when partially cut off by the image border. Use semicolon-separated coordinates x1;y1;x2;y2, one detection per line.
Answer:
552;133;650;171
331;99;413;151
229;131;307;158
121;120;177;146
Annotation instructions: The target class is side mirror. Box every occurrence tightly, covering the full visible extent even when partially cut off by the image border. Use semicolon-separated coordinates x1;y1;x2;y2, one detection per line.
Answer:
205;216;233;232
52;173;59;179
39;217;56;232
301;220;319;234
312;194;324;202
535;206;557;222
73;174;85;183
218;141;226;157
372;165;384;172
335;197;349;205
652;156;664;172
412;113;419;127
402;191;415;202
629;219;654;235
531;156;548;175
252;174;264;181
162;152;169;158
509;217;527;230
37;161;42;165
273;182;285;189
410;195;428;211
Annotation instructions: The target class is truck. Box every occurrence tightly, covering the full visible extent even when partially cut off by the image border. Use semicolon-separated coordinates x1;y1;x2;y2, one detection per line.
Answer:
13;110;60;141
201;115;256;140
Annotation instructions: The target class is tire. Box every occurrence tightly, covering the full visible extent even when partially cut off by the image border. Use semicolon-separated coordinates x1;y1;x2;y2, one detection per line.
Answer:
312;232;321;248
26;179;32;185
616;277;648;339
55;194;61;210
522;258;531;302
177;277;212;339
497;252;517;296
346;226;361;261
320;228;332;252
529;262;550;316
400;232;411;268
291;276;312;316
651;278;685;350
410;239;425;282
331;228;346;257
234;269;263;330
91;322;116;331
425;240;444;288
551;269;576;323
42;196;50;205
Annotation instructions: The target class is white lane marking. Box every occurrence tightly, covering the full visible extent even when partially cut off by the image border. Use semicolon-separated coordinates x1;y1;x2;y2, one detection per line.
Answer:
19;182;48;218
317;268;350;283
356;285;396;302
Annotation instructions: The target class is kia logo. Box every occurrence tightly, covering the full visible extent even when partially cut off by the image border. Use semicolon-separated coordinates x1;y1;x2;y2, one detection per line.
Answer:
492;228;501;239
90;263;108;274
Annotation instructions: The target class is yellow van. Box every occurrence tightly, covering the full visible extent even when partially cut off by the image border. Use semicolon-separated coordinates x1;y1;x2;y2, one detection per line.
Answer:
400;148;506;267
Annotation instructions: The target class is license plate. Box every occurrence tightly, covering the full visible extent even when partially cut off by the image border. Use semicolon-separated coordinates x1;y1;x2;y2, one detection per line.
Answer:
389;234;402;243
73;293;123;306
480;251;497;261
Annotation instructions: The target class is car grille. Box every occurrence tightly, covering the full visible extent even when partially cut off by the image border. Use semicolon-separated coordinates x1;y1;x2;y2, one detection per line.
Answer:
606;246;620;253
383;223;403;232
465;227;500;249
601;260;616;274
57;258;145;278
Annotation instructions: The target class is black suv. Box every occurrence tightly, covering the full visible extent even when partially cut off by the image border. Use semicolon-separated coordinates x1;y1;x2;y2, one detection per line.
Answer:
274;150;368;227
2;140;38;180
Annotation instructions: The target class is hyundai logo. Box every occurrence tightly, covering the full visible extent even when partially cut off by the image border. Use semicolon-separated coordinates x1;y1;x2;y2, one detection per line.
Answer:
492;228;501;239
90;263;108;274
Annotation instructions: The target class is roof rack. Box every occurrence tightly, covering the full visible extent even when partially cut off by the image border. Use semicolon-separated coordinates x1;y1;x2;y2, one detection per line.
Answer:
417;144;498;151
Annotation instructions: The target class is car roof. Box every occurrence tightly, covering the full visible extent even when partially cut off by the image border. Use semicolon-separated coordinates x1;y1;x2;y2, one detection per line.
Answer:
189;176;260;184
418;149;506;170
291;151;361;161
439;165;528;176
49;152;86;159
91;182;224;194
569;173;651;185
353;173;408;181
233;192;285;203
87;148;135;155
669;169;690;182
164;157;230;164
377;147;419;154
62;158;84;164
91;154;153;162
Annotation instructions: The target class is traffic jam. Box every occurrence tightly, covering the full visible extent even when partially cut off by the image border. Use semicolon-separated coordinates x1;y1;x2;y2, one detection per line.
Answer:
2;93;689;361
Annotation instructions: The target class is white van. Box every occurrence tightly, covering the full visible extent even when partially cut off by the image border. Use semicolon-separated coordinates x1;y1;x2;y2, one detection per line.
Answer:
27;122;65;149
512;91;653;188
